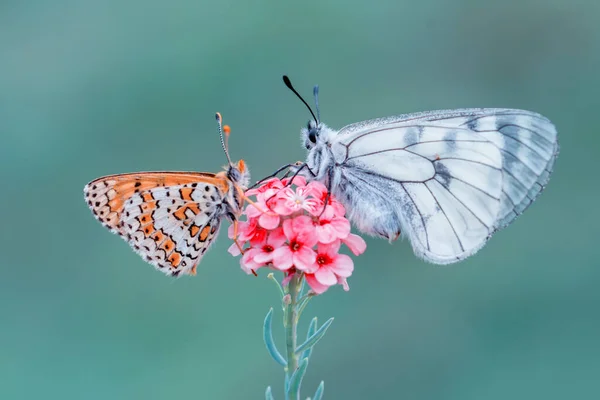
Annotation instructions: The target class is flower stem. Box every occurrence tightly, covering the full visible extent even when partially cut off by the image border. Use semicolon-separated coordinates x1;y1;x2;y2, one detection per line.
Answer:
284;273;301;400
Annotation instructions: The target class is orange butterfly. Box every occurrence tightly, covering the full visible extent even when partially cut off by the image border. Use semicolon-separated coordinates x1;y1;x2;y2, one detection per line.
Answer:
83;113;250;277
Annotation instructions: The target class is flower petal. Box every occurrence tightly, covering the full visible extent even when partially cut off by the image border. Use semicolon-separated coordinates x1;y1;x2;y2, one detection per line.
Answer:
258;213;280;230
328;201;346;217
293;216;317;246
343;233;367;255
317;240;341;256
315;267;337;286
315;224;337;244
240;248;263;274
236;219;258;241
245;202;264;219
228;242;242;256
306;181;327;199
271;188;296;215
271;247;294;271
246;178;283;197
330;254;354;277
267;227;286;247
291;214;313;231
305;273;329;294
338;277;350;291
282;218;295;240
293;247;317;272
330;217;351;239
253;251;274;264
249;226;268;246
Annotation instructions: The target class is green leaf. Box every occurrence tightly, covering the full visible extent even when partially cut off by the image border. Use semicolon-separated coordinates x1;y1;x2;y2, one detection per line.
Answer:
313;381;325;400
287;358;309;398
301;317;318;360
295;317;334;355
265;386;274;400
267;273;285;300
263;308;286;366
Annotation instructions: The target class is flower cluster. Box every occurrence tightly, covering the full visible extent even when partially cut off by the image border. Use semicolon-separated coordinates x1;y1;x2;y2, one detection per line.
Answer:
229;177;366;294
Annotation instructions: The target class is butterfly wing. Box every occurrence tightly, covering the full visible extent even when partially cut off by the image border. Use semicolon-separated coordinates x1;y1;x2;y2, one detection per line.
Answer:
84;172;231;276
330;109;558;264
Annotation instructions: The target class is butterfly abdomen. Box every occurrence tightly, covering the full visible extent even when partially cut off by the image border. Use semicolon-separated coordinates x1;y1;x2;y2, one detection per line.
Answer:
333;167;404;241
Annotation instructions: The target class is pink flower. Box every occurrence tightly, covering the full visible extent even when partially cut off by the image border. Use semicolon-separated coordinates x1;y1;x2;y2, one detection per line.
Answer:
245;200;280;230
245;178;285;198
314;207;351;244
272;185;320;216
271;216;317;272
230;219;267;244
230;177;366;294
305;241;354;294
227;220;269;256
239;248;263;274
252;228;286;265
232;228;286;275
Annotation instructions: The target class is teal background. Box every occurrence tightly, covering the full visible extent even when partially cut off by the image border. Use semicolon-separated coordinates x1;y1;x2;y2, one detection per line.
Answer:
1;0;599;399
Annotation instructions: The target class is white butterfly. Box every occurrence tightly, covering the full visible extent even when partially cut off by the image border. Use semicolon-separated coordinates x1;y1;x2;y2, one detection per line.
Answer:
281;76;559;264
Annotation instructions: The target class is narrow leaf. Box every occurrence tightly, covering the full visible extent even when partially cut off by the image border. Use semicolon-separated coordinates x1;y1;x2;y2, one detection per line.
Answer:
287;358;309;398
295;317;334;355
296;295;312;320
313;381;324;400
263;308;287;366
265;386;274;400
301;317;318;360
267;273;285;300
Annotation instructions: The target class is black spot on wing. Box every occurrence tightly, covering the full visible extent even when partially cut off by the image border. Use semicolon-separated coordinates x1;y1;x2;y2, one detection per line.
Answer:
442;130;458;151
434;162;452;187
402;126;422;147
466;117;478;131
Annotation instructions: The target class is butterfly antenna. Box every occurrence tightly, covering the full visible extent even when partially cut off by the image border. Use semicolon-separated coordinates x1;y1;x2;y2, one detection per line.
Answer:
313;85;320;123
215;112;233;166
282;75;319;123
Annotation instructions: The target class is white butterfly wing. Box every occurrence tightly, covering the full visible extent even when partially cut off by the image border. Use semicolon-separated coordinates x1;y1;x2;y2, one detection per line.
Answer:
330;109;558;264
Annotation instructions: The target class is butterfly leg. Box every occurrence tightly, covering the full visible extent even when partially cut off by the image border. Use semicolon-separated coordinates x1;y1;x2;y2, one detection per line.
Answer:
262;163;308;205
241;194;267;213
284;162;317;187
232;219;245;255
280;161;306;180
235;185;267;213
231;218;258;276
318;167;334;217
249;162;300;189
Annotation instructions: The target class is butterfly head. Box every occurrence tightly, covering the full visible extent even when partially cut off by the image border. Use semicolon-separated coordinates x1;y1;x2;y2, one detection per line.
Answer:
227;159;250;189
302;119;322;149
283;75;327;150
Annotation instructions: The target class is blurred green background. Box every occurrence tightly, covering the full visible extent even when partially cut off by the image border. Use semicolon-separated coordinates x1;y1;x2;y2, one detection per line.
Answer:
1;0;598;399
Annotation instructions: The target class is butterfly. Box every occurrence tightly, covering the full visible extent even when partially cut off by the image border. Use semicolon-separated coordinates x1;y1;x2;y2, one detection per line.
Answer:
83;113;250;276
278;76;559;264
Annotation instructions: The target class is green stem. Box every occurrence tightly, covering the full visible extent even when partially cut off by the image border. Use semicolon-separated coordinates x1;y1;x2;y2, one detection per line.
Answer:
284;274;301;400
